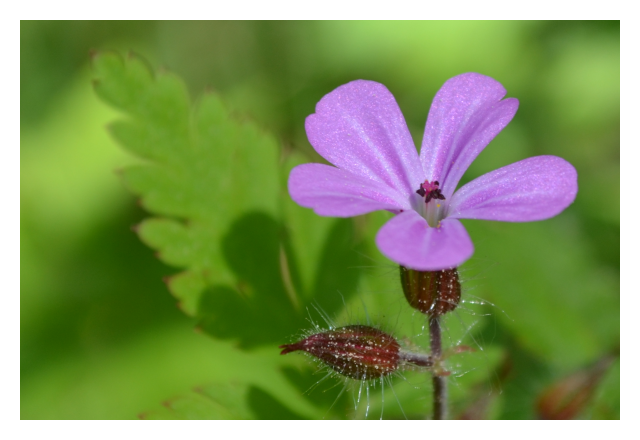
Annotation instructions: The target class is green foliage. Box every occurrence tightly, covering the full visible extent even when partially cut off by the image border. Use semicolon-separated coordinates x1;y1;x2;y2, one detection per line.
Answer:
22;22;619;420
90;52;372;418
140;382;307;420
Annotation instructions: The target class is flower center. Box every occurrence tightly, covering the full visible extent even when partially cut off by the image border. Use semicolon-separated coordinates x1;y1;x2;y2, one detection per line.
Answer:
415;180;447;228
416;180;445;203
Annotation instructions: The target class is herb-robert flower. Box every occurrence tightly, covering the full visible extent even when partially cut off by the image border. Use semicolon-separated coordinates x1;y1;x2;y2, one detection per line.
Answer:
288;73;578;271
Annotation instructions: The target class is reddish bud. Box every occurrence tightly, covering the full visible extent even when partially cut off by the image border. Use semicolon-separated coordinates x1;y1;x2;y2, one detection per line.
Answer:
280;325;401;380
399;266;461;316
536;355;615;420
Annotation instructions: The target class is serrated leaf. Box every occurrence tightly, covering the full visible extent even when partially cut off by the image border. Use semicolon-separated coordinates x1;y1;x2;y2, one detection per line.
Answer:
93;51;374;351
92;52;288;335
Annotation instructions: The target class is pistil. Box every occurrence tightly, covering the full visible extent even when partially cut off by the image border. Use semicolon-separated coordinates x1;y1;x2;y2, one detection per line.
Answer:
416;180;447;227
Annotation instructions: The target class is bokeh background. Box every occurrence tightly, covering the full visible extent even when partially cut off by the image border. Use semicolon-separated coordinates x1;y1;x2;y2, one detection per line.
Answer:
21;21;619;419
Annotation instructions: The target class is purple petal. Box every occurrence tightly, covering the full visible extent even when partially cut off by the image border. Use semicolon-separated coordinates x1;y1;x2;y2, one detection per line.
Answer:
305;80;424;199
420;73;519;199
289;163;409;217
448;156;578;222
375;210;474;271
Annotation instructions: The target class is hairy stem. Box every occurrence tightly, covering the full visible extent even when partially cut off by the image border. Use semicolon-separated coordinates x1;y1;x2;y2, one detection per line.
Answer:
429;315;447;420
399;350;433;368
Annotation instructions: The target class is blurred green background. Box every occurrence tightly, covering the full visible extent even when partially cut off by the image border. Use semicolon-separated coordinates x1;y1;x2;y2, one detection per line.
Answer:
21;21;619;419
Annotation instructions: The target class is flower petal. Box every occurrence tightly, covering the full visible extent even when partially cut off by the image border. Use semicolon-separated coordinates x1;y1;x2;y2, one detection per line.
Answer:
420;73;519;199
305;80;424;198
376;210;474;271
289;163;409;217
448;156;578;222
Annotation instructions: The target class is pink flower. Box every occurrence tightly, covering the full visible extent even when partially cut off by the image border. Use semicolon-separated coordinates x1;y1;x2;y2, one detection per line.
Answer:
288;73;578;270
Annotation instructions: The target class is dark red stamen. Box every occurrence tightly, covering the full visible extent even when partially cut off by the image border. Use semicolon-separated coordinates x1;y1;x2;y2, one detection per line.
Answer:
416;180;446;204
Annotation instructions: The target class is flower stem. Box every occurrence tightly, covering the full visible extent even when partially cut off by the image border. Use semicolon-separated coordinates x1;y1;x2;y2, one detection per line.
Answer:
429;315;447;420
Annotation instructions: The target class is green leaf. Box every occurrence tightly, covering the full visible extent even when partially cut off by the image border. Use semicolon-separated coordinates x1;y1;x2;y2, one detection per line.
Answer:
93;52;284;327
93;51;373;350
91;51;369;418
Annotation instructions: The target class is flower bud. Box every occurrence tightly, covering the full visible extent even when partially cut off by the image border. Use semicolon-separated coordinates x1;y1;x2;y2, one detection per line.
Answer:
399;266;461;316
280;325;401;380
535;354;616;420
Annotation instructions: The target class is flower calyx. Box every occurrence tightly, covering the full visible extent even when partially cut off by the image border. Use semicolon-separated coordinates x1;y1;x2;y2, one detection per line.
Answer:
280;325;436;380
280;325;400;380
399;266;461;316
